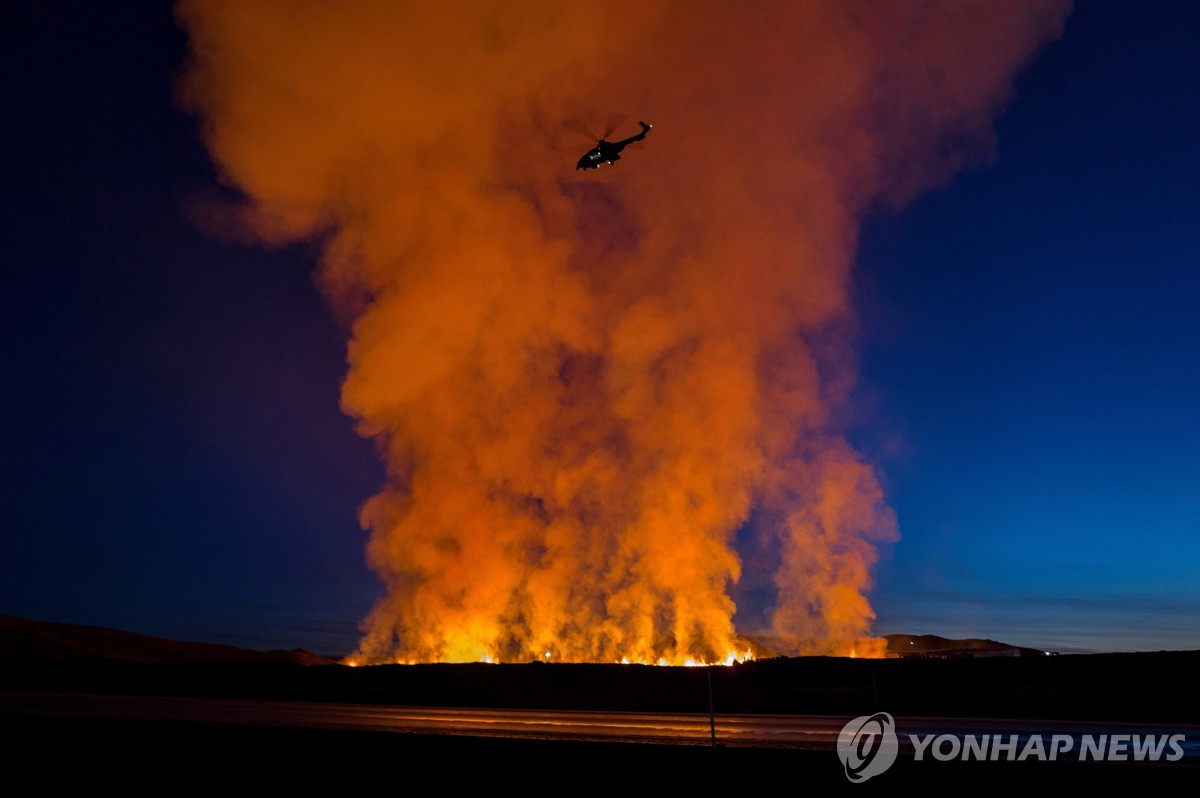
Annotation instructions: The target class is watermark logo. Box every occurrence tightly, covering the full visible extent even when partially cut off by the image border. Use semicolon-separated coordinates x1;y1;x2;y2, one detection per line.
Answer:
837;712;899;782
910;732;1187;763
836;713;1189;782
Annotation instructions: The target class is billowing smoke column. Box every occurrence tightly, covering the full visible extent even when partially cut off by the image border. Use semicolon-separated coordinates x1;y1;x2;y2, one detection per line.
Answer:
177;1;1068;663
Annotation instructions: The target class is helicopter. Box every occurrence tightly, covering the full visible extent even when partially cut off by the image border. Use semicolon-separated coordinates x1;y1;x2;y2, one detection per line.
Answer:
567;114;653;170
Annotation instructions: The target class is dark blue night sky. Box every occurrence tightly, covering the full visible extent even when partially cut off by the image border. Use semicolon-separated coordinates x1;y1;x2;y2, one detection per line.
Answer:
854;2;1200;652
2;2;1197;654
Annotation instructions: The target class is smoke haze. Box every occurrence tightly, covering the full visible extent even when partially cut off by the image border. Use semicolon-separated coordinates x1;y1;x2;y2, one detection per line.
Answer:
177;0;1069;663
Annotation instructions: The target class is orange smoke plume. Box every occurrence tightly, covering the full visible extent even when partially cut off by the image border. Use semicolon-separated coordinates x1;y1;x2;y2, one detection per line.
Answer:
176;1;1068;663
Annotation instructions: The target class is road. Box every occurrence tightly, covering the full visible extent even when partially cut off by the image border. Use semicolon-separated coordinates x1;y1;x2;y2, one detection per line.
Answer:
1;692;1197;759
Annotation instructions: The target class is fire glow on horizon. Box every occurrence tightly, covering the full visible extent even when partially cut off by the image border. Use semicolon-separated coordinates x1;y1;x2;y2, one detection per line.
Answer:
343;647;757;669
177;0;1069;665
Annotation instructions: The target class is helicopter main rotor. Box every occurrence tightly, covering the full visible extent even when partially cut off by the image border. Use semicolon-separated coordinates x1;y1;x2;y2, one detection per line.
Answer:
564;111;628;143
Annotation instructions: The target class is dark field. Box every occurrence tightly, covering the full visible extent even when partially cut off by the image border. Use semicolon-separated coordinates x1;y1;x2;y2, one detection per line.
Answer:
4;618;1197;788
5;650;1199;721
7;713;1195;789
6;655;1199;788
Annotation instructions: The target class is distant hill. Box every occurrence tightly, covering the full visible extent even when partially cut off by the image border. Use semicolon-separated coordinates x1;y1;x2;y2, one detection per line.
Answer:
885;633;1047;658
0;615;336;666
0;614;1048;667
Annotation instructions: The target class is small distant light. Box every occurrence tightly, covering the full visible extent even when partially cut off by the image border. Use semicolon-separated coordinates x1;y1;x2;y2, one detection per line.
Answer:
1044;651;1051;656
544;651;552;660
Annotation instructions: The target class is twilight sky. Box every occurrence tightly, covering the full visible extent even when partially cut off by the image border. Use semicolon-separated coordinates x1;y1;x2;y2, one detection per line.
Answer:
2;1;1196;655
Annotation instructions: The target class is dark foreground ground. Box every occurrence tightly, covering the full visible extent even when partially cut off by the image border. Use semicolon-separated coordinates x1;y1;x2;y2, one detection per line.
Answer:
4;650;1199;788
5;649;1199;721
7;714;1195;789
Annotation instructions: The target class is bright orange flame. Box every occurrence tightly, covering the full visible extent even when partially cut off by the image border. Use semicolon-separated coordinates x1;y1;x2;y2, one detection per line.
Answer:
178;0;1068;665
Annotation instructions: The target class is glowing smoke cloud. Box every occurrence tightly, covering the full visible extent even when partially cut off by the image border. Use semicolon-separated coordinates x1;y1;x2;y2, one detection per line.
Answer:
177;0;1069;663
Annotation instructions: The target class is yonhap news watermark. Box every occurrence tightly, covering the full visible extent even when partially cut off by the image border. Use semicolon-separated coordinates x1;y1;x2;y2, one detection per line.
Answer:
837;712;1190;783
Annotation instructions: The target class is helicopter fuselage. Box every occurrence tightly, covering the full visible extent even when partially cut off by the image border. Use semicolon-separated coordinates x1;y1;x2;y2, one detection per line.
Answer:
576;122;652;170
